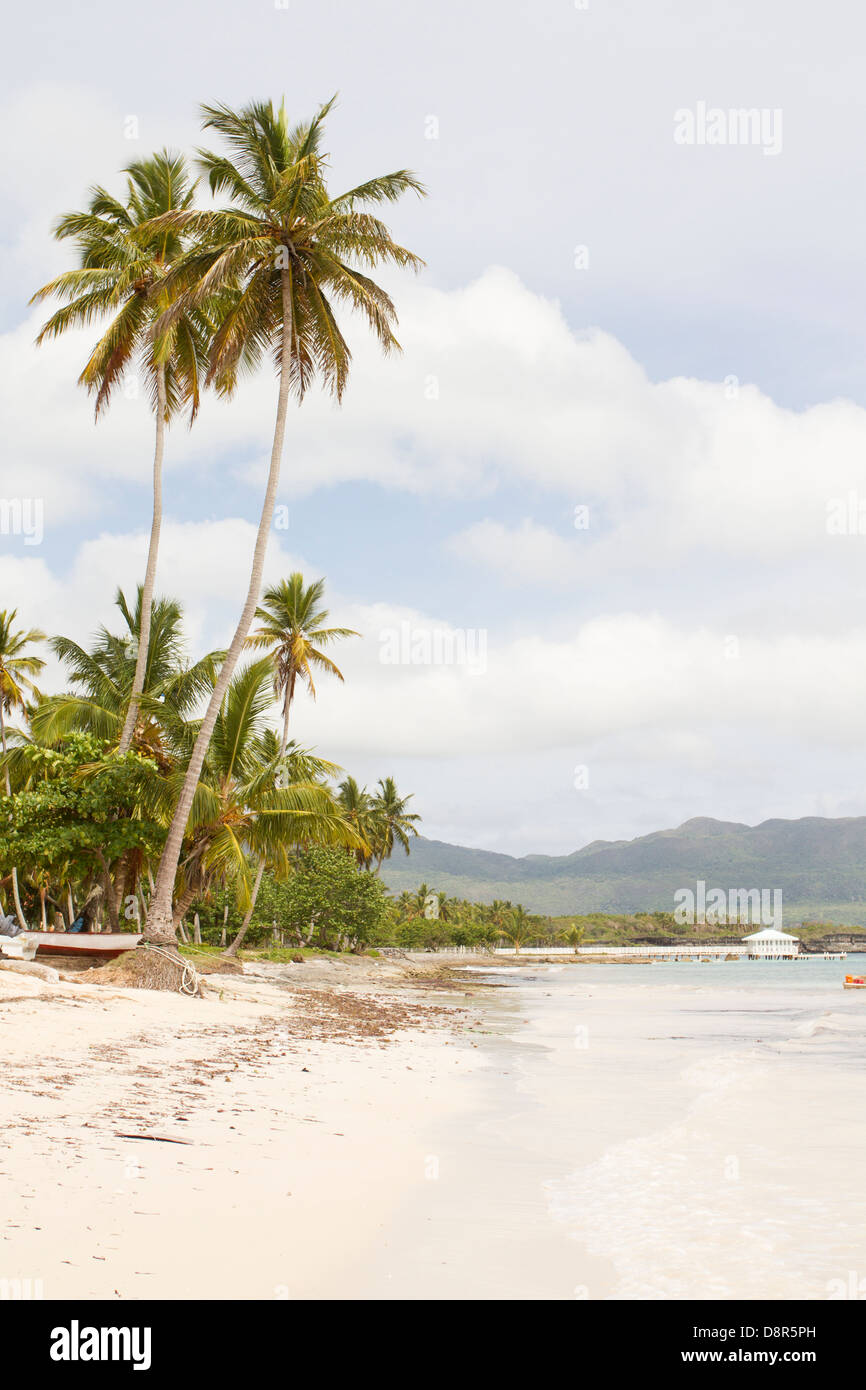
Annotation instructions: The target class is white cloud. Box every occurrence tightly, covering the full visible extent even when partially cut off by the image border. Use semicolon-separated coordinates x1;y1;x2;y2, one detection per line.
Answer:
7;266;866;580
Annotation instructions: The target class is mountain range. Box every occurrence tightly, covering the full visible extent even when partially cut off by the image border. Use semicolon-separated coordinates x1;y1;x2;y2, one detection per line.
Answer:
381;816;866;924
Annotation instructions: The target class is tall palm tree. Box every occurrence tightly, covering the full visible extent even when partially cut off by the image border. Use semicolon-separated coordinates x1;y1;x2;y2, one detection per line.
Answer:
369;776;419;869
0;612;45;926
228;573;356;950
246;573;357;757
144;96;424;946
31;151;212;756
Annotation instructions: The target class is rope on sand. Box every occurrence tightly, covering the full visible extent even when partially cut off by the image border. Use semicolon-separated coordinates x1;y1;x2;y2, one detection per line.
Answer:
143;942;200;996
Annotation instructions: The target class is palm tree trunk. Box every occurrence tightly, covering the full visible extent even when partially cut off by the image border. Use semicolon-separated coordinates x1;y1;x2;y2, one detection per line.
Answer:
279;673;295;757
146;273;293;946
0;700;27;930
118;364;166;754
224;673;293;958
224;860;265;957
171;886;197;932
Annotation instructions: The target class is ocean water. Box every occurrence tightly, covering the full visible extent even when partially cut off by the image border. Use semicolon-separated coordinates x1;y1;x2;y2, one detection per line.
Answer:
473;959;866;1300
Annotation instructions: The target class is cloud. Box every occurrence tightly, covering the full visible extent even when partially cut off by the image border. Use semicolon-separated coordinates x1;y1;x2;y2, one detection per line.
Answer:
7;265;866;580
449;518;584;587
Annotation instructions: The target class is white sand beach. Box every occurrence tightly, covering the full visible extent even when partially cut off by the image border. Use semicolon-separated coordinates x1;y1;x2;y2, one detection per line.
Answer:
2;954;865;1300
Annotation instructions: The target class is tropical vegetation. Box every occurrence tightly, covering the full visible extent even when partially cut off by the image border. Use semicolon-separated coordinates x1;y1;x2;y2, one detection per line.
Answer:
3;95;425;964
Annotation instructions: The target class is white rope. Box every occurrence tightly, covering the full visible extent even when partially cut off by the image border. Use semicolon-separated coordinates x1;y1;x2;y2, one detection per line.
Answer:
142;942;200;996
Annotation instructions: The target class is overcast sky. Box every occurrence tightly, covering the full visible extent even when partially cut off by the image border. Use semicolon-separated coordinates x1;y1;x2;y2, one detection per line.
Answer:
4;0;866;855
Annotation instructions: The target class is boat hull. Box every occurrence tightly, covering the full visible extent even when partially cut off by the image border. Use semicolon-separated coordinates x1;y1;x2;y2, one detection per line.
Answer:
24;932;143;960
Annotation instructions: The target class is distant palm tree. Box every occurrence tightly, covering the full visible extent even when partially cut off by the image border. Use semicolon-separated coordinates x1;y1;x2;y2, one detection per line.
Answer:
337;776;375;866
501;904;533;953
413;883;433;916
560;923;587;954
31;152;212;756
144;97;424;946
432;890;451;922
370;776;420;870
0;611;45;926
246;573;357;756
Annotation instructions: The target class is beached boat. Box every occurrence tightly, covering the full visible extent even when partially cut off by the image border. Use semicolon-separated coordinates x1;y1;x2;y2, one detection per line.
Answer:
5;932;143;961
843;976;866;989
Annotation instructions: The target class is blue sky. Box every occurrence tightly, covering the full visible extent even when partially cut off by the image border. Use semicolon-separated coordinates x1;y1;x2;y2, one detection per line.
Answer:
4;0;866;856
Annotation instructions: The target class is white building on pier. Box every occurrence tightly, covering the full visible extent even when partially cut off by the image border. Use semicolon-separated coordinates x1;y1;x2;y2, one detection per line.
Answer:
742;927;800;958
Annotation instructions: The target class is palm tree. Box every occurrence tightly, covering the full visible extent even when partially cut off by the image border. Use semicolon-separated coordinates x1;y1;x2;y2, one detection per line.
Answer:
143;96;424;946
336;776;375;867
0;612;45;926
560;923;587;954
246;573;357;756
369;776;420;869
19;592;223;931
228;573;356;949
31;151;212;756
432;890;451;923
31;588;223;767
413;883;432;915
170;657;355;956
501;904;534;954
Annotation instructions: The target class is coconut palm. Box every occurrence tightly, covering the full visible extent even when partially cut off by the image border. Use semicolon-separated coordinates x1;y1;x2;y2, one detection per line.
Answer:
369;776;419;869
31;588;223;767
229;573;357;949
0;611;45;925
501;905;534;954
246;573;357;757
336;776;376;867
31;151;212;756
560;923;587;954
169;657;355;955
143;96;424;946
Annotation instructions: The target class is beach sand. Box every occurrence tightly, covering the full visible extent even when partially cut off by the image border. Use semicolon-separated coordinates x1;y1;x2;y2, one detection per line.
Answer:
4;953;865;1301
1;953;567;1300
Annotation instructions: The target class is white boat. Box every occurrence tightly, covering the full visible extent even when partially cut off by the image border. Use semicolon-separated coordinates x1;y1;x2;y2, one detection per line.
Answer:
8;932;142;961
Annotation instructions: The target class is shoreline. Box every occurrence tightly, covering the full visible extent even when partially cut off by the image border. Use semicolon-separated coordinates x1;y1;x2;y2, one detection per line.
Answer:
5;951;863;1300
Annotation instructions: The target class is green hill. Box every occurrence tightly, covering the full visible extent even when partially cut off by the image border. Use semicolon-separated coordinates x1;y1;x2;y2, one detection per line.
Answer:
381;816;866;925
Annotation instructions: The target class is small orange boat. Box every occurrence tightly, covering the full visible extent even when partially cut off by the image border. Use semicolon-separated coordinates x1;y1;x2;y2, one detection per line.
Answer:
844;975;866;989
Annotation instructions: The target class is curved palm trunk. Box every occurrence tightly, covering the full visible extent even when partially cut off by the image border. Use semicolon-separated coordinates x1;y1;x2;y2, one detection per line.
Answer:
172;886;197;932
146;274;292;946
224;859;265;957
0;701;27;929
223;684;293;957
118;364;166;754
